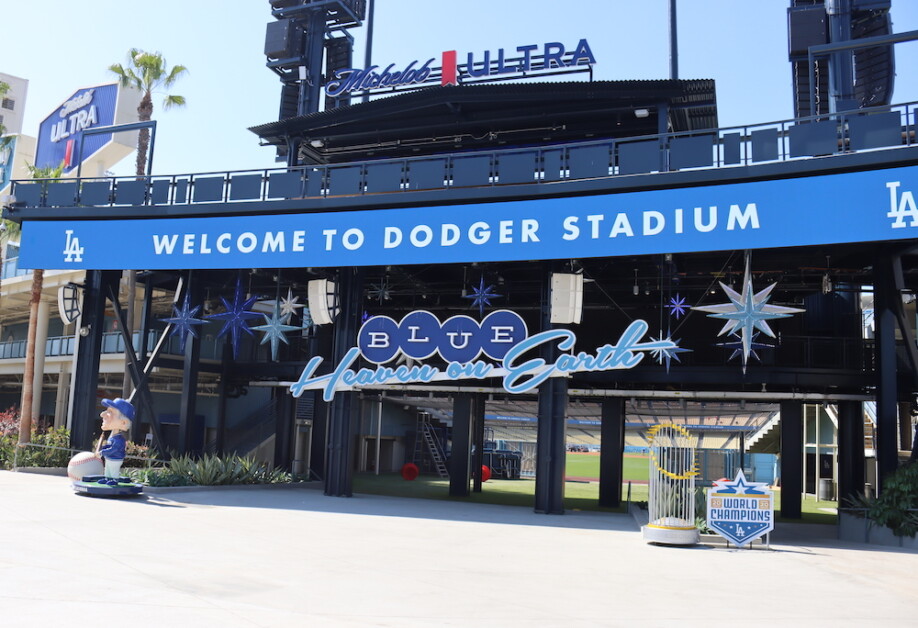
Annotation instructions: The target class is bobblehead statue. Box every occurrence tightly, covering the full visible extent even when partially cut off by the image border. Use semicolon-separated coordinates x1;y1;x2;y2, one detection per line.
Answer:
68;398;143;496
98;398;133;485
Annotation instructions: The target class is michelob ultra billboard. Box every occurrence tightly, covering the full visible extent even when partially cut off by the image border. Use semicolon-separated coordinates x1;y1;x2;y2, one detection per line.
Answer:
35;82;141;176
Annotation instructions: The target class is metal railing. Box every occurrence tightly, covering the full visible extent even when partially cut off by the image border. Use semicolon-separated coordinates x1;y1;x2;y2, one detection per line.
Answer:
9;100;918;210
0;329;226;361
11;441;159;471
1;256;30;280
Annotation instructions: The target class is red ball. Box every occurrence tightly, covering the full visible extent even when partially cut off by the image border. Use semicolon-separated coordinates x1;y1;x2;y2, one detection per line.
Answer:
401;462;419;481
481;465;492;482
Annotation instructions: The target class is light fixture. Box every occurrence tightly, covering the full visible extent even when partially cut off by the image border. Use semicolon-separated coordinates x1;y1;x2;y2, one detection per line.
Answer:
633;269;639;296
634;108;650;118
307;279;338;325
79;325;91;337
550;273;584;324
822;255;833;294
309;139;324;148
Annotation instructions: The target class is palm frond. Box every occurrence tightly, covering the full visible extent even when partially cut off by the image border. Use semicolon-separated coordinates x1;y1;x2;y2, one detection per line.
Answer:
163;65;189;88
163;94;187;110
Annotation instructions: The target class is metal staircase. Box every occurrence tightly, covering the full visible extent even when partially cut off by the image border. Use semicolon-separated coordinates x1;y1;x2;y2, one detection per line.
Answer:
413;412;449;478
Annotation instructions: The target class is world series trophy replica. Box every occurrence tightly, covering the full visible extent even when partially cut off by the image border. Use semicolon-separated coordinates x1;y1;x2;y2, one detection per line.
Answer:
67;398;143;497
642;424;700;545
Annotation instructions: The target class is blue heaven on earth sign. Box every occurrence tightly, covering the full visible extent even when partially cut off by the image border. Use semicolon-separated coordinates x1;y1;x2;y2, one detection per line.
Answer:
288;310;680;401
706;470;775;547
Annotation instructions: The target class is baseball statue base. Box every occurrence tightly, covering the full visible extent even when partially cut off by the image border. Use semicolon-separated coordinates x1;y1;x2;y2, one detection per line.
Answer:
642;523;700;546
72;475;143;497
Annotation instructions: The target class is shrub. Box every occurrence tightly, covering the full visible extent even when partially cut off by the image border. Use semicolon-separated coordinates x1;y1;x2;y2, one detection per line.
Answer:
847;462;918;538
0;406;18;438
126;452;292;487
0;410;73;469
123;441;158;468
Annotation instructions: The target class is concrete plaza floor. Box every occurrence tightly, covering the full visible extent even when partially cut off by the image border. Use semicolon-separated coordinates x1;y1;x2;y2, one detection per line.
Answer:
1;471;915;627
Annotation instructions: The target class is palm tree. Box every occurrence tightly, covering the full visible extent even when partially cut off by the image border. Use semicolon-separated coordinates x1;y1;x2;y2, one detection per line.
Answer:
109;50;187;396
17;162;65;444
108;49;187;177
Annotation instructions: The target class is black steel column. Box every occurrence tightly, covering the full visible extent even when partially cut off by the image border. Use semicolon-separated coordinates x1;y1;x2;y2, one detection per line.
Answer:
598;398;625;508
324;268;363;496
873;259;900;490
827;0;856;113
779;401;803;519
534;266;567;514
274;389;293;470
214;338;230;455
177;276;203;455
450;393;473;497
131;276;154;443
300;9;326;116
471;393;485;492
837;400;865;507
70;270;120;450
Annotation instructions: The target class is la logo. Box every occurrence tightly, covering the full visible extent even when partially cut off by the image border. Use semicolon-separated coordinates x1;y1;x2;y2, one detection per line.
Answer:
887;181;918;228
62;230;84;263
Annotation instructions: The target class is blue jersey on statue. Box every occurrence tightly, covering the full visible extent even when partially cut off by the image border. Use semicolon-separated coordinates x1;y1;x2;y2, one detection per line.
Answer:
101;433;126;461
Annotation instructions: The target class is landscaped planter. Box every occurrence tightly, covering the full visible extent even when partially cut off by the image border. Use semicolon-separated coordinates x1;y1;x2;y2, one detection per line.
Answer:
838;510;918;550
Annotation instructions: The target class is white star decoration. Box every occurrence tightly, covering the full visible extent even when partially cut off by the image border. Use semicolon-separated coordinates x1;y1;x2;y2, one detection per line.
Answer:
279;288;305;318
692;261;804;371
649;332;691;373
252;302;301;361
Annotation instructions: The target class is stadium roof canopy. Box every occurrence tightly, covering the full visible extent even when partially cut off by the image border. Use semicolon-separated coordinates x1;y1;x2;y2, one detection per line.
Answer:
250;79;717;163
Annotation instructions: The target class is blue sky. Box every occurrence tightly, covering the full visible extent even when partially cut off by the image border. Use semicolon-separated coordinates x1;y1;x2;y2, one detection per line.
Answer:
3;0;918;176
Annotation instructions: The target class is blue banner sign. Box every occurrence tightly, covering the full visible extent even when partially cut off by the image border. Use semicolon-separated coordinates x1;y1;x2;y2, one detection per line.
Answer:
34;83;119;171
706;471;775;547
18;164;918;271
289;310;678;401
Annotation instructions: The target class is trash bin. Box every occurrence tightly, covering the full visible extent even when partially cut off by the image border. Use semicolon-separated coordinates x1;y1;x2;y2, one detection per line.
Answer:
817;478;834;501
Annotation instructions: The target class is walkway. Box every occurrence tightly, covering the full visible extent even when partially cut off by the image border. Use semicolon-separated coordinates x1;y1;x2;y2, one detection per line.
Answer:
1;471;914;627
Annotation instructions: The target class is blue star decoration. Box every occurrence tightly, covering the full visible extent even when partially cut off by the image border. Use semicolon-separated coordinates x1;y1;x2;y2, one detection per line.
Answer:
301;307;315;337
463;276;502;317
252;301;301;361
692;262;804;371
160;293;207;353
711;470;768;496
205;279;263;358
715;332;773;364
648;332;691;373
666;293;688;319
367;282;391;303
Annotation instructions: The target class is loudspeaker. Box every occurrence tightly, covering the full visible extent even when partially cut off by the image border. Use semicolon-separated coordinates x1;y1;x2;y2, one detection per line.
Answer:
550;273;583;324
307;279;338;325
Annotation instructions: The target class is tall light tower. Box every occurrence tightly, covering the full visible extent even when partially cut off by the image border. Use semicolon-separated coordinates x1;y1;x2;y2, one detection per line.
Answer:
264;0;367;164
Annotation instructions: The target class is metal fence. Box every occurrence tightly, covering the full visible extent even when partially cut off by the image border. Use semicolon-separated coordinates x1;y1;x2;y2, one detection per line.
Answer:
10;100;918;210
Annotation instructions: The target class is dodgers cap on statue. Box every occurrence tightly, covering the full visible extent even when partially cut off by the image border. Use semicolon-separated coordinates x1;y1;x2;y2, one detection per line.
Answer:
101;397;135;420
